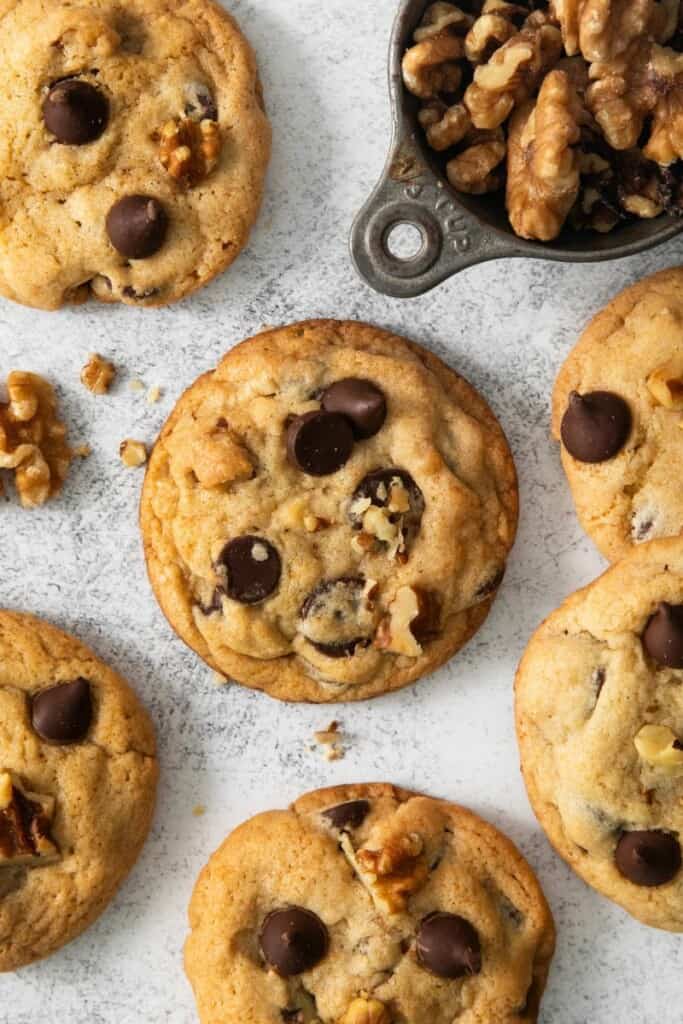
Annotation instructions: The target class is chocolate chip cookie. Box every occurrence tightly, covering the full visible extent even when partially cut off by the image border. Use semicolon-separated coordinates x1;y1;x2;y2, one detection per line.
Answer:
0;611;158;970
0;0;270;310
553;268;683;561
516;537;683;931
185;783;556;1023
140;320;518;702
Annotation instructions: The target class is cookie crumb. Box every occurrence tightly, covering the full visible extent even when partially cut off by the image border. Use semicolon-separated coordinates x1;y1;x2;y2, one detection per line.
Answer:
146;385;162;405
314;720;345;760
119;439;147;468
128;379;145;393
212;670;228;686
192;804;206;817
73;444;92;459
81;353;115;395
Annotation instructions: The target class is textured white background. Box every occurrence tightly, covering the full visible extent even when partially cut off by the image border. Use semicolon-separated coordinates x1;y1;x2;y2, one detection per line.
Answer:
3;1;683;1021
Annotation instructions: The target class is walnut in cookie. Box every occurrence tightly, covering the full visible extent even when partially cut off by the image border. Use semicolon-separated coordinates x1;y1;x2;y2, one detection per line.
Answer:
141;321;518;702
185;784;556;1024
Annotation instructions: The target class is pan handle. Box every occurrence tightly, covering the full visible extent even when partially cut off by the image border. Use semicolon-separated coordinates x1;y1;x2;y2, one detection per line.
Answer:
350;136;523;299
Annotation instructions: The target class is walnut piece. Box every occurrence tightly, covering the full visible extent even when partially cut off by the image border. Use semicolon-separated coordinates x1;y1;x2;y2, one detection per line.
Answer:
338;998;391;1024
119;439;148;468
447;137;507;193
0;772;59;866
413;2;473;42
465;1;529;64
551;0;653;62
647;358;683;408
353;832;429;914
402;33;465;99
506;69;582;240
634;724;683;773
81;352;116;395
190;420;253;488
375;586;440;657
464;23;563;129
159;118;221;185
418;100;471;151
0;372;72;508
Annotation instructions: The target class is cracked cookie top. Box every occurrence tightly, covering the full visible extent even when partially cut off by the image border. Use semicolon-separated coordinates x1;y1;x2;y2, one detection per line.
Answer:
553;267;683;562
0;611;158;971
0;0;270;310
516;537;683;931
140;320;518;702
184;783;556;1024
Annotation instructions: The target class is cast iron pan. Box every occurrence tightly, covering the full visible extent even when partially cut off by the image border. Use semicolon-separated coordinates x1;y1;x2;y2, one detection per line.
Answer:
350;0;683;299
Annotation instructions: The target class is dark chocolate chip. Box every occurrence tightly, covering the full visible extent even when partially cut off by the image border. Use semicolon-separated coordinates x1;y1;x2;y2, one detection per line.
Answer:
106;195;168;259
416;912;482;979
615;830;682;887
184;81;218;122
321;379;387;440
217;536;281;605
260;907;328;976
321;799;370;831
642;603;683;668
300;577;372;657
42;79;109;145
286;411;354;476
31;679;92;744
560;391;631;464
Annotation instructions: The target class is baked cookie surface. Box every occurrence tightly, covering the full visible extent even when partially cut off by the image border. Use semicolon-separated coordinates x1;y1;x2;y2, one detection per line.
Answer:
185;783;556;1024
140;320;518;702
0;611;158;971
0;0;270;310
516;537;683;931
553;268;683;562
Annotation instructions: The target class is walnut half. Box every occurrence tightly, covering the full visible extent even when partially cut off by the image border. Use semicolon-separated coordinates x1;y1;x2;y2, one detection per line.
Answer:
159;118;221;185
343;830;429;915
375;586;441;657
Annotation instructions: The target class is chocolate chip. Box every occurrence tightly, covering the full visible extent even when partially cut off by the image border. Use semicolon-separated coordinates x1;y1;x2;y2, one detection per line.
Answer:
31;679;92;744
560;391;631;464
321;379;387;440
300;577;374;657
184;81;218;122
106;195;168;259
416;912;482;979
42;79;109;144
615;830;681;886
321;799;370;831
217;536;281;605
286;411;354;476
260;907;329;976
642;603;683;668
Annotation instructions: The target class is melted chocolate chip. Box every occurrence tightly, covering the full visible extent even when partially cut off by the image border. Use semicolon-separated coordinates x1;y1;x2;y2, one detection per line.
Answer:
217;536;281;605
184;81;218;122
615;830;682;887
43;79;109;144
300;577;373;657
321;379;387;440
286;411;354;476
642;603;683;668
31;679;92;744
106;195;168;259
260;907;328;976
416;912;482;979
321;799;370;831
560;391;631;464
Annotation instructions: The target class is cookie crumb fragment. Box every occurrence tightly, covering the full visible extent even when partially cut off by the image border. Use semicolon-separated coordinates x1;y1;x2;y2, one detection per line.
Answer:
119;439;148;468
146;385;162;405
128;379;145;393
314;720;345;761
192;804;206;818
81;353;115;395
73;444;92;459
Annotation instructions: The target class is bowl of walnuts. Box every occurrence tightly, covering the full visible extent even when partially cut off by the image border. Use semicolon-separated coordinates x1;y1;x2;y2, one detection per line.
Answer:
351;0;683;297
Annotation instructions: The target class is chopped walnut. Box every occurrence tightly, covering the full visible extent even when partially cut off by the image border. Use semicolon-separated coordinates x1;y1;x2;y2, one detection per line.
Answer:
81;353;115;395
119;439;148;468
634;724;683;773
375;586;441;658
551;0;653;62
647;358;683;408
0;772;59;866
351;832;429;915
464;23;563;129
190;420;253;488
506;70;582;240
159;118;221;185
418;100;471;151
413;2;473;42
338;998;391;1024
447;137;507;193
314;720;345;761
0;372;72;508
465;1;528;64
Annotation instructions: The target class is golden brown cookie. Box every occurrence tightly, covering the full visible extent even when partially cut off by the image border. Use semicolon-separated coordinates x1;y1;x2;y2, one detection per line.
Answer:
0;611;158;971
0;0;270;310
140;320;518;702
516;537;683;931
553;267;683;561
185;783;556;1024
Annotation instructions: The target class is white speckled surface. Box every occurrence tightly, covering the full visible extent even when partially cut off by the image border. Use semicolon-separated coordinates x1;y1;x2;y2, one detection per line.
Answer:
3;1;683;1021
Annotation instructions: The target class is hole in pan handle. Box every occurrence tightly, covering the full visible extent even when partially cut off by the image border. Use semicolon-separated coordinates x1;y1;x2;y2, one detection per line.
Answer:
349;133;525;300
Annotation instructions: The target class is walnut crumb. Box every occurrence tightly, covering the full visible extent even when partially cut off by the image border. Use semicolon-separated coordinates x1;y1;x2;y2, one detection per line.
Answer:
119;439;148;468
314;720;345;760
81;353;116;395
146;385;162;405
128;379;145;393
73;444;92;458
